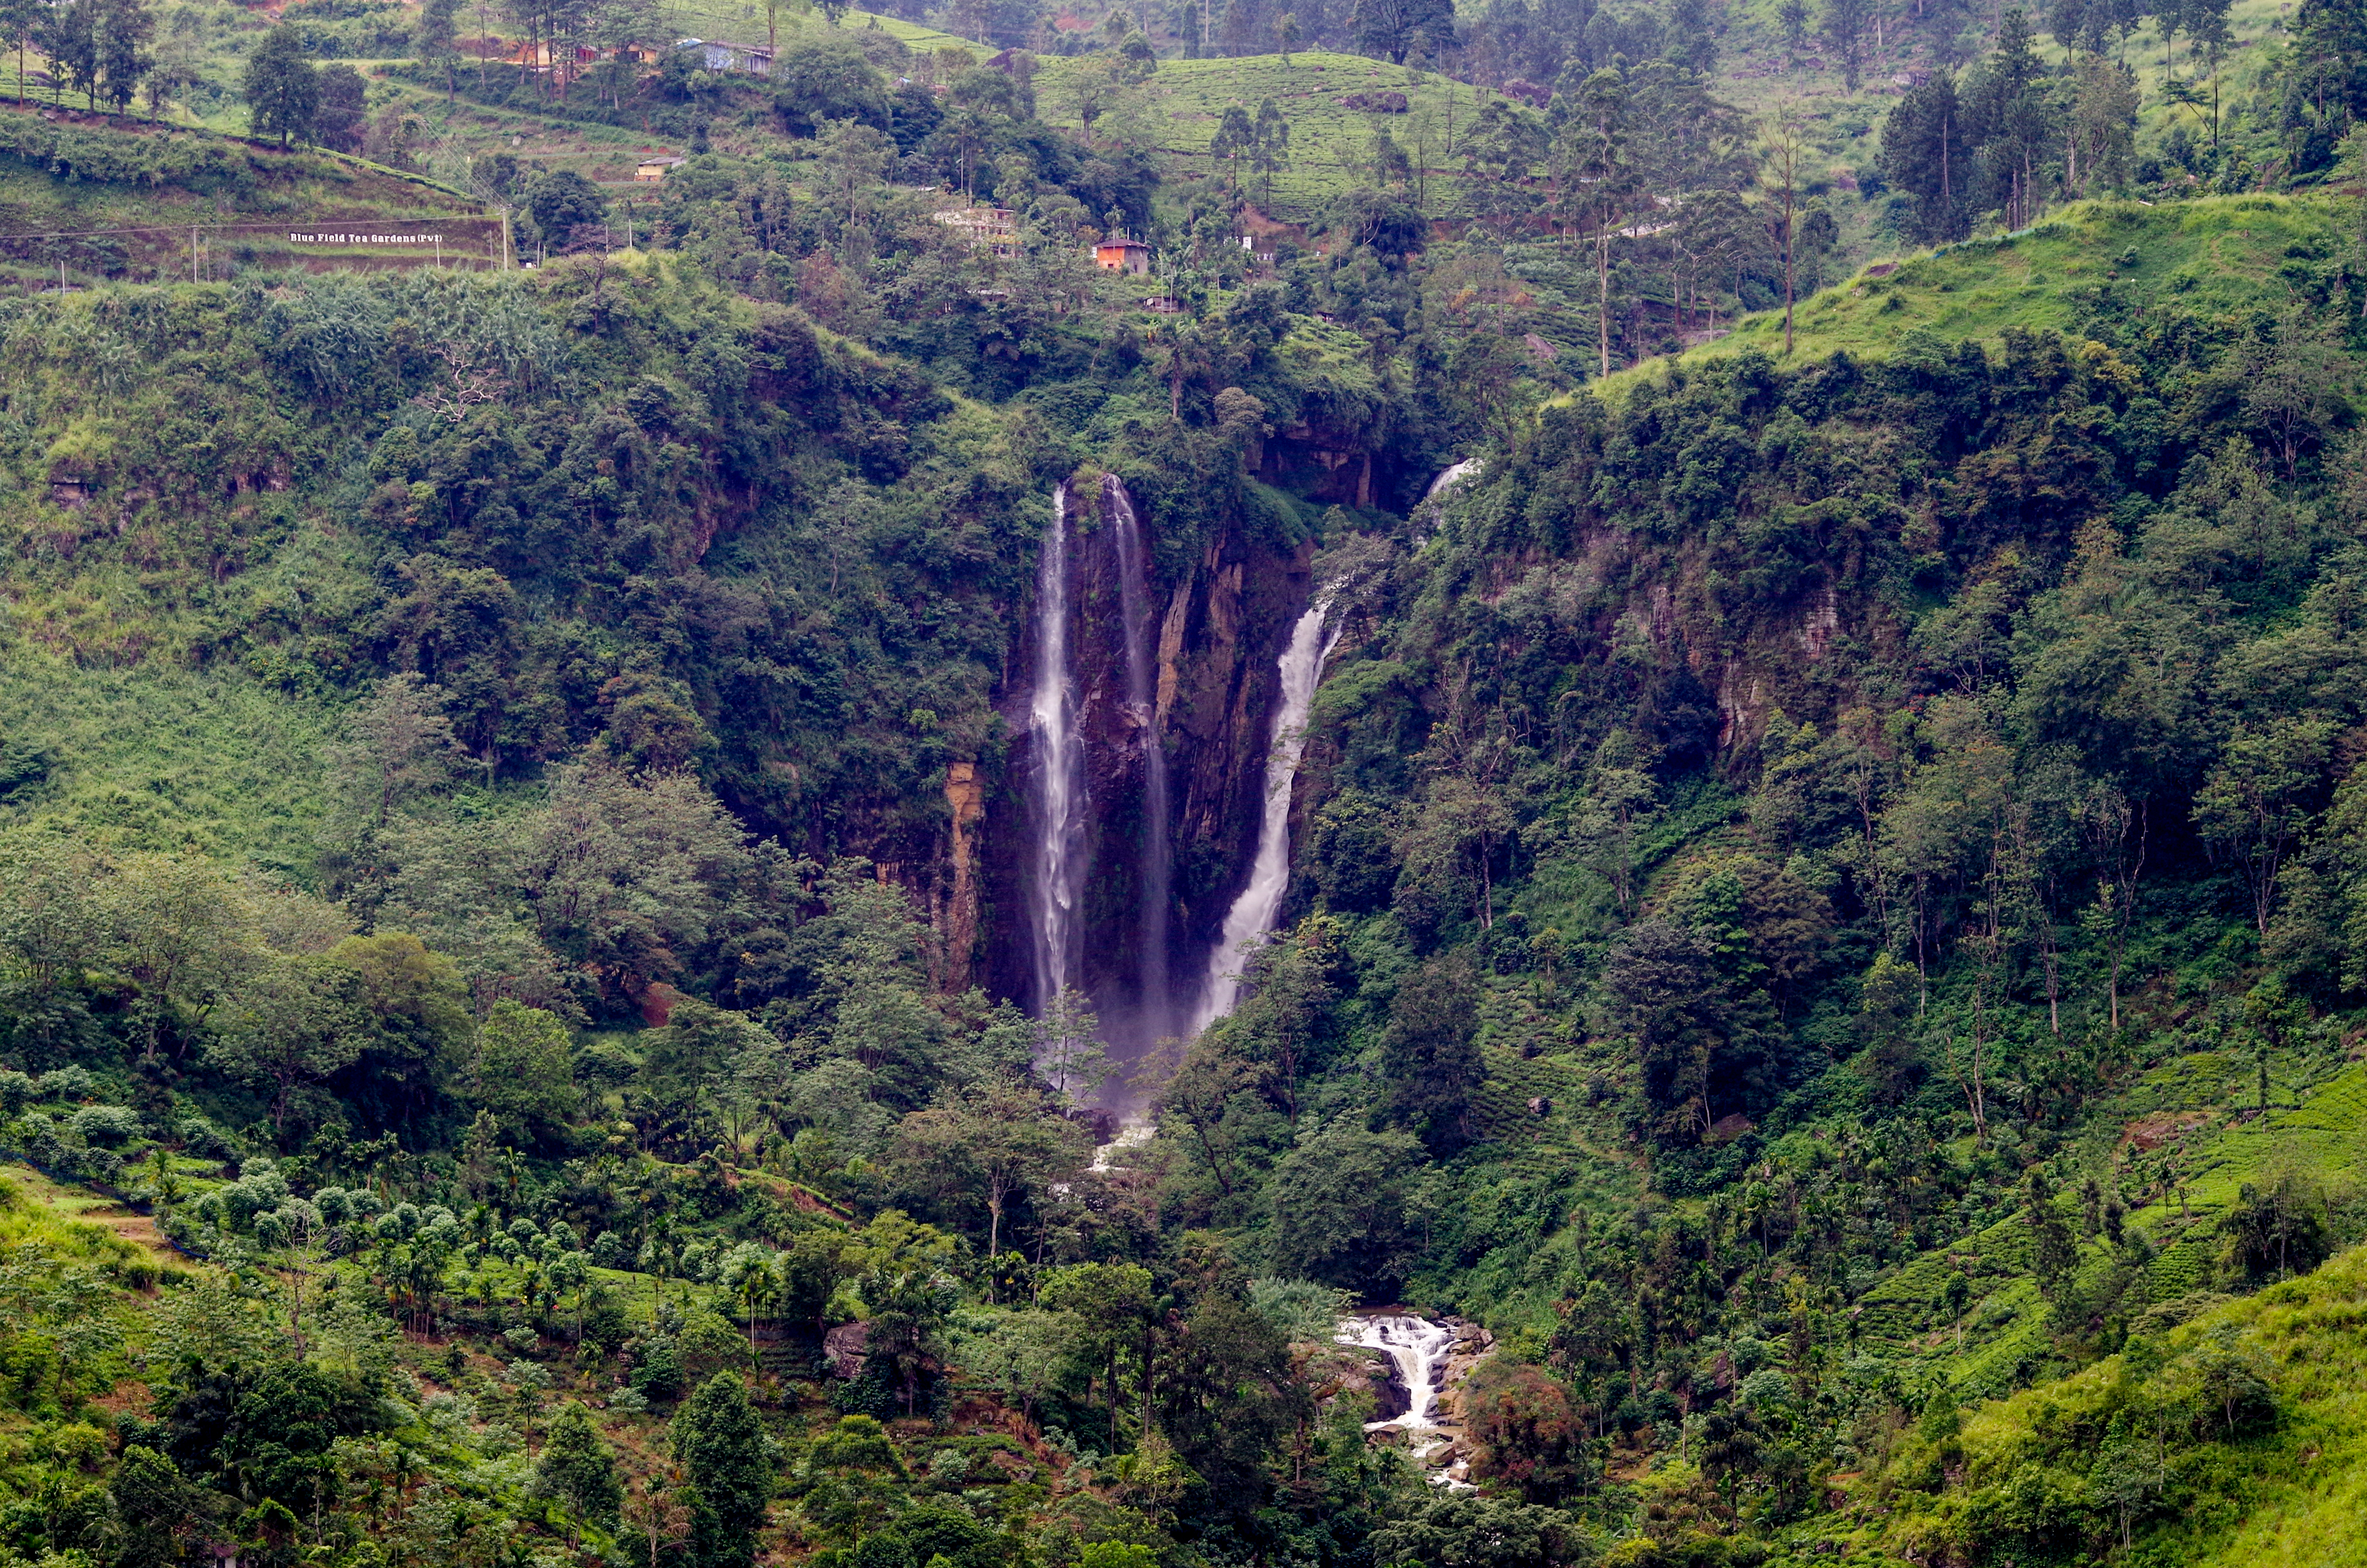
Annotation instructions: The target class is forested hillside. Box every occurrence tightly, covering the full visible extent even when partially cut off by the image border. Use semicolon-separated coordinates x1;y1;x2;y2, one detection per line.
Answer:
3;0;2367;1560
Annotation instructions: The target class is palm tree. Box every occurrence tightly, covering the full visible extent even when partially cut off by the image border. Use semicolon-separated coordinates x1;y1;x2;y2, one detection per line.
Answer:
727;1250;776;1352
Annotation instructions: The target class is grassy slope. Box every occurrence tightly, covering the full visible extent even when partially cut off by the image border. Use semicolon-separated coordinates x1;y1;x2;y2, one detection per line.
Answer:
1707;0;2292;134
1593;192;2342;394
356;10;989;189
0;655;342;877
0;104;493;283
1805;1239;2367;1567
1837;1049;2367;1393
1037;50;1514;222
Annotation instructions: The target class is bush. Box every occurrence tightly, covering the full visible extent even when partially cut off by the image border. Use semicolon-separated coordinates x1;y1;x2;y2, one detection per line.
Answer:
2223;1177;2332;1285
70;1104;143;1146
629;1337;684;1401
1462;1361;1594;1504
0;118;261;189
39;1067;97;1101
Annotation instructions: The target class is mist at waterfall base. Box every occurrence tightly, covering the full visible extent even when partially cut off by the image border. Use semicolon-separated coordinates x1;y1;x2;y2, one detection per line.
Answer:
1018;475;1345;1103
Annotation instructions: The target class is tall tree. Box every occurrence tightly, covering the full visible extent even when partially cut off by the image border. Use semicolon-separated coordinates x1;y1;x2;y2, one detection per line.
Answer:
673;1375;771;1568
93;0;149;115
1352;0;1453;64
1821;0;1870;92
1553;65;1630;377
316;61;367;150
0;0;42;106
1251;96;1290;203
1966;7;2054;229
1757;102;1806;354
1381;951;1484;1149
207;954;370;1140
1211;101;1257;190
2066;50;2138;192
535;1402;623;1543
1039;1262;1157;1452
854;1214;957;1416
1033;985;1111;1103
418;0;462;99
1883;70;1974;241
245;25;321;148
2197;718;2337;936
45;0;97;110
887;1083;1089;1276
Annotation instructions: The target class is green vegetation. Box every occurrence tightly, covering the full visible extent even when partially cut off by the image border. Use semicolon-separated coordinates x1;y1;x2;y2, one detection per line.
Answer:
1832;1241;2367;1566
0;107;491;287
3;0;2367;1563
1036;50;1515;220
1603;192;2347;387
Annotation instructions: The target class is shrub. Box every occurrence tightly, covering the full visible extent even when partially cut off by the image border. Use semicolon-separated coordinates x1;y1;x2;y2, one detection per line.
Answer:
69;1104;143;1146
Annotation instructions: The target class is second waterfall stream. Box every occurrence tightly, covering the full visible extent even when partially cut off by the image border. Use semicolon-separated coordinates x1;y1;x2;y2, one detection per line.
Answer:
1186;593;1343;1035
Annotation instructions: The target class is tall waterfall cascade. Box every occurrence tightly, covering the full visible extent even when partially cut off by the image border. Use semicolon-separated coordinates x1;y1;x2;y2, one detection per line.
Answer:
1106;476;1173;1037
1186;594;1343;1037
1026;482;1086;1012
1022;472;1348;1087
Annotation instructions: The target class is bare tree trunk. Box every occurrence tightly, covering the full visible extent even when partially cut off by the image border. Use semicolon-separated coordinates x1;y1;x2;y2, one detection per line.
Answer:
1597;224;1612;376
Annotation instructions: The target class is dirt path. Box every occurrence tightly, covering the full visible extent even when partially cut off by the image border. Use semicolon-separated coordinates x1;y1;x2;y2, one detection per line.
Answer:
1;1161;182;1258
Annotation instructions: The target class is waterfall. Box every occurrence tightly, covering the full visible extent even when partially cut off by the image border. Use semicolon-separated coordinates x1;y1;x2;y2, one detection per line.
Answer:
1105;475;1172;1035
1338;1315;1457;1432
1423;457;1484;502
1337;1313;1475;1485
1186;593;1341;1037
1027;483;1087;1012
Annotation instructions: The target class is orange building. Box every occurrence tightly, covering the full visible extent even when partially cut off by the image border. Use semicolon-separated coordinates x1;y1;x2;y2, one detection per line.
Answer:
1093;237;1150;276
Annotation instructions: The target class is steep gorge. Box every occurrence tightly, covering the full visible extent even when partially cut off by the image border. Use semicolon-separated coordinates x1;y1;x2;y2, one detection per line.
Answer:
970;471;1320;1062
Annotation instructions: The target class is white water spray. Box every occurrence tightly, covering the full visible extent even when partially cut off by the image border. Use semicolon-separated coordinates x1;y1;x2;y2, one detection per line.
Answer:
1423;457;1483;503
1338;1315;1457;1431
1027;483;1087;1011
1338;1314;1478;1485
1186;595;1342;1036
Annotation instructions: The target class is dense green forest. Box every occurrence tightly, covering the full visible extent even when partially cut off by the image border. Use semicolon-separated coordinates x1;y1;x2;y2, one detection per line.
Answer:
3;0;2367;1561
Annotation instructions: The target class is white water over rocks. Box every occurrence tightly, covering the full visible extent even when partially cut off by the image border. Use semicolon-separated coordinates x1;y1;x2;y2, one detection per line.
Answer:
1423;457;1484;503
1338;1315;1457;1432
1338;1314;1476;1486
1186;595;1343;1036
1027;483;1087;1010
1090;1120;1154;1172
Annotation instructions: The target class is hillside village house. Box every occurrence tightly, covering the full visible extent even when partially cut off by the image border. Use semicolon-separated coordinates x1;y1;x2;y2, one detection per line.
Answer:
635;156;686;183
932;206;1018;256
1094;237;1150;276
508;39;668;72
677;38;772;75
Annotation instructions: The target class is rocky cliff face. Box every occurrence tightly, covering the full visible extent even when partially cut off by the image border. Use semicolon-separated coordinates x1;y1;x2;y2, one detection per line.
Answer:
946;481;1311;1059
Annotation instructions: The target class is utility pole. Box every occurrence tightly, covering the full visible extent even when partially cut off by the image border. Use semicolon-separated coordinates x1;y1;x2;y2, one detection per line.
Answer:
191;224;197;283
